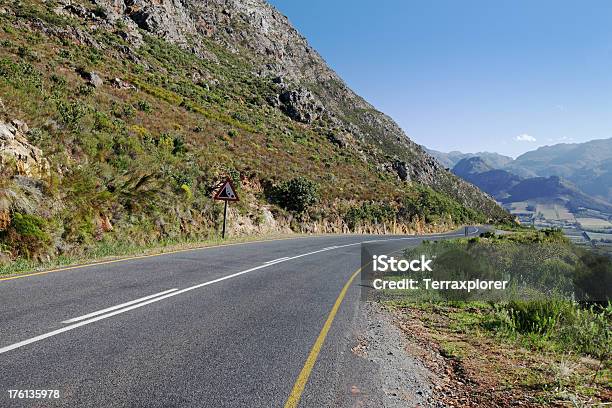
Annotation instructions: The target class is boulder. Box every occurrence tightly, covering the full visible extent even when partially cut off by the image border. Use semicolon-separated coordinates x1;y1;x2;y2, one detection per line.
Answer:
88;72;104;87
278;88;325;124
78;69;103;87
392;160;411;182
0;121;50;179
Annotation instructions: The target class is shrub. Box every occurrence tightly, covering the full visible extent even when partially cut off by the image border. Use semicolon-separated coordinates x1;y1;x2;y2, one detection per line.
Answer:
56;100;87;129
400;185;481;224
180;184;193;201
344;202;396;230
505;299;573;336
573;250;612;302
492;300;611;358
3;213;51;259
559;303;611;357
172;136;186;155
271;177;319;214
135;100;152;113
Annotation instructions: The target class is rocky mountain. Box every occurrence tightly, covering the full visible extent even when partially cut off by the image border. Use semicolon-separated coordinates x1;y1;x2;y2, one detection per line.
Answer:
503;176;612;213
0;0;510;262
452;157;521;199
426;149;513;169
440;138;612;206
506;138;612;201
97;0;510;206
452;157;494;177
451;157;612;214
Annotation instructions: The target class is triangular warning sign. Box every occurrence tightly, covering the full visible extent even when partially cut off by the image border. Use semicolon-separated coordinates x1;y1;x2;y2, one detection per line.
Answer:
213;178;239;201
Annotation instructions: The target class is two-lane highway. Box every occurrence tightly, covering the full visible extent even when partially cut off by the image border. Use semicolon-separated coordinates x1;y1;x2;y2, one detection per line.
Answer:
0;229;477;407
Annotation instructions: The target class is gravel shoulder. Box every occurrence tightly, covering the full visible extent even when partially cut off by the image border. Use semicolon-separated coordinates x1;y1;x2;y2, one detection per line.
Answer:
335;302;443;407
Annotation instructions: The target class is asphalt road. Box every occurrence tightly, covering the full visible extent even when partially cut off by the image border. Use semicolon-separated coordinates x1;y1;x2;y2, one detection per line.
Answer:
0;228;477;407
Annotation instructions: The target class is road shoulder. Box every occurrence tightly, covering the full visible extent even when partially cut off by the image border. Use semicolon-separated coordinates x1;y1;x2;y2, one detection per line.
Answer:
335;302;443;407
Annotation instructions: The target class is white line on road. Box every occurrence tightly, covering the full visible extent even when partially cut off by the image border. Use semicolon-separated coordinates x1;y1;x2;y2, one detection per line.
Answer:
62;289;179;324
0;228;478;354
264;257;290;264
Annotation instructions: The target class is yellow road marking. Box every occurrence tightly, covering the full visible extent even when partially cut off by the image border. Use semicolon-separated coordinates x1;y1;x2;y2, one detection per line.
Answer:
284;266;362;408
0;236;309;283
284;241;420;408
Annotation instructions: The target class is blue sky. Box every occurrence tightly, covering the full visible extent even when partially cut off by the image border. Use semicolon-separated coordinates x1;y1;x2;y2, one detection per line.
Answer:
267;0;612;157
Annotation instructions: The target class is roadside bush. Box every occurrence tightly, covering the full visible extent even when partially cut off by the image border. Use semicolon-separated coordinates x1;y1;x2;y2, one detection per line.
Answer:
559;303;611;358
3;213;51;259
400;185;481;224
344;202;396;230
505;299;573;336
492;300;611;358
573;250;612;302
271;177;319;214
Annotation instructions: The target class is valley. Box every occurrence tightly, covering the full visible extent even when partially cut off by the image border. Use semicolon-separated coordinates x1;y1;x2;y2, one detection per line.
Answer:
430;140;612;252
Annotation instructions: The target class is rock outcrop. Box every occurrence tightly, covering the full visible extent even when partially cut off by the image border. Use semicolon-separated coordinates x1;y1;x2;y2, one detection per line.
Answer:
277;88;325;124
0;120;50;179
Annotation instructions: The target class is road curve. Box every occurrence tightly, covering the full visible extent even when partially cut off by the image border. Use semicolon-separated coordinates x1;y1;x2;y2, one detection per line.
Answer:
0;228;477;407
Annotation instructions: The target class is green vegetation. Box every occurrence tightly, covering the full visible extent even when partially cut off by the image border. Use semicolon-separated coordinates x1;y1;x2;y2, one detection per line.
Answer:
269;177;320;215
401;185;484;224
381;229;611;404
494;300;611;358
391;301;610;405
344;202;396;230
1;213;51;259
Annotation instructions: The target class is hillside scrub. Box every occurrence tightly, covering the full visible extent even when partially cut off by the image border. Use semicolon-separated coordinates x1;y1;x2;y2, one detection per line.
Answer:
269;177;319;214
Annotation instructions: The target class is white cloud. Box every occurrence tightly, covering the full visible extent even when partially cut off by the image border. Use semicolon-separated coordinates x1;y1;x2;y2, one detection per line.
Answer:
514;133;537;142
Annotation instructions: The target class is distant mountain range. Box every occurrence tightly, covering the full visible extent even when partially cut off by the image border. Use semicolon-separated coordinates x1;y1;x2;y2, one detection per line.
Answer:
426;149;514;170
430;138;612;214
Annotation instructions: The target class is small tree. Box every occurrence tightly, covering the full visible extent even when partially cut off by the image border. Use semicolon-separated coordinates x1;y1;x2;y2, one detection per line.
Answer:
273;177;319;214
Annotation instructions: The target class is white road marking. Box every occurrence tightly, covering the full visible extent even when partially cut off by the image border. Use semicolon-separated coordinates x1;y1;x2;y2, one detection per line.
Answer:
0;228;479;354
62;289;179;324
264;257;290;264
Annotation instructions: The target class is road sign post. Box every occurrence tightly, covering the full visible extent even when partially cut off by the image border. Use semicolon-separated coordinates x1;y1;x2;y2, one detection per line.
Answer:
213;177;239;239
222;200;228;238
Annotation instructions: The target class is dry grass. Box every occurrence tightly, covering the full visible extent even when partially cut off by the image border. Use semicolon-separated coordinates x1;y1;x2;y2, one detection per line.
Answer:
388;304;611;407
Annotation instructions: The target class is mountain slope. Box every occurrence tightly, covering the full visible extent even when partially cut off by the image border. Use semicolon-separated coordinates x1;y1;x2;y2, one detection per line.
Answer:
451;156;612;213
452;157;495;177
94;0;506;212
452;158;522;199
505;138;612;198
0;0;509;262
426;149;513;169
510;138;612;176
503;176;612;213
